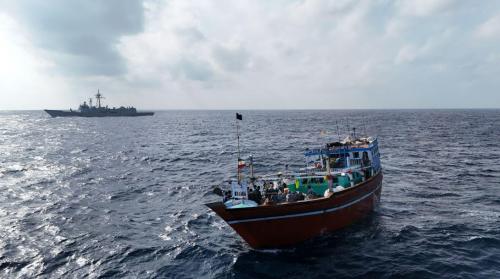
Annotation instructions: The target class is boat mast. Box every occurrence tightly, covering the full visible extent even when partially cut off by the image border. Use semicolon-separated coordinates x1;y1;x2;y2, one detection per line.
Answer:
236;113;242;183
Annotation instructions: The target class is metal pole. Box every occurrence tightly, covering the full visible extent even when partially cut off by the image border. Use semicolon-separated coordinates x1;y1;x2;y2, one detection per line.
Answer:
336;120;340;142
237;118;241;183
363;117;367;137
249;155;254;179
349;119;352;143
237;122;240;159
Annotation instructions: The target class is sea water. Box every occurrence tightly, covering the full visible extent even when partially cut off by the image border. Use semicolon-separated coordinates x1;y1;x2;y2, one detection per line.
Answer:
0;110;499;278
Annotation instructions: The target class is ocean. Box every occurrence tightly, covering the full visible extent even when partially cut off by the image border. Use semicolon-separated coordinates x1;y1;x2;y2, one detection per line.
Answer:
0;110;499;278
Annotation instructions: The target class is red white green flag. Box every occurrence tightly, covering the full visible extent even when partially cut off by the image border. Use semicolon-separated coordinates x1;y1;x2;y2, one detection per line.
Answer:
238;158;245;169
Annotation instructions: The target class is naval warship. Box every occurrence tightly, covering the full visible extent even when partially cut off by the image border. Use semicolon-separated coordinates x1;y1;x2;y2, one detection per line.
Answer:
44;90;154;117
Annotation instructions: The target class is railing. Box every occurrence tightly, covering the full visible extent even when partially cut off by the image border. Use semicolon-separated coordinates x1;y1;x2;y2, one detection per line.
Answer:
350;158;363;166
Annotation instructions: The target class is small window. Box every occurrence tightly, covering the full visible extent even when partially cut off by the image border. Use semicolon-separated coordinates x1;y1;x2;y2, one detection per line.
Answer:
302;178;308;184
353;152;359;158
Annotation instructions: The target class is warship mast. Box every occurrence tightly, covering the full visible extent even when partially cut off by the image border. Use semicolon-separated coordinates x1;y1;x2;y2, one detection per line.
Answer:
95;89;104;108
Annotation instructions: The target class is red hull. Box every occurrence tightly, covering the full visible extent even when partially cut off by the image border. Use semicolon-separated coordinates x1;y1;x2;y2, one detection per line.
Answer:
206;171;383;249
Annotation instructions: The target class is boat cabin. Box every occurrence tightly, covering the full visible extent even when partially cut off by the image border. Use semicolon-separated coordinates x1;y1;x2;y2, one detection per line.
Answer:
304;137;381;173
285;136;381;196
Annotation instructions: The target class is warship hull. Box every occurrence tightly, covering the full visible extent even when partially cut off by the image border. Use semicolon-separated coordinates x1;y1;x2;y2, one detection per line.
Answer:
44;110;154;118
206;171;383;249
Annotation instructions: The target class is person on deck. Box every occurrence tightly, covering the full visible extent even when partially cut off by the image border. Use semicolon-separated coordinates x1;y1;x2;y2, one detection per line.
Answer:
325;175;334;197
248;186;263;204
276;190;286;203
223;190;231;202
286;190;295;202
306;185;317;200
324;188;334;198
255;186;262;203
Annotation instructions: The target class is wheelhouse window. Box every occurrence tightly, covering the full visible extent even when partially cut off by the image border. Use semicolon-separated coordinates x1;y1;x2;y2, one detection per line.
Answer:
330;157;346;169
362;151;370;166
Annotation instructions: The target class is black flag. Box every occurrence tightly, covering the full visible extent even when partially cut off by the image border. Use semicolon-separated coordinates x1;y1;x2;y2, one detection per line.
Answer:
236;113;242;120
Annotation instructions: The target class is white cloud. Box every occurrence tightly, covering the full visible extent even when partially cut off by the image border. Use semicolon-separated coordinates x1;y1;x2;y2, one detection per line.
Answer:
396;0;455;17
394;37;446;65
385;18;407;37
475;14;500;39
395;44;419;64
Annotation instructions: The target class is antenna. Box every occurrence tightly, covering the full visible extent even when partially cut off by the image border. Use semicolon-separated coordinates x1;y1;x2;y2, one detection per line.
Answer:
363;117;367;137
346;118;350;138
336;119;340;142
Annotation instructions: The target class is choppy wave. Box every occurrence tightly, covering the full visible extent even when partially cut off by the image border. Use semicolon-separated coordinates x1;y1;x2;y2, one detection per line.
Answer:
0;110;499;278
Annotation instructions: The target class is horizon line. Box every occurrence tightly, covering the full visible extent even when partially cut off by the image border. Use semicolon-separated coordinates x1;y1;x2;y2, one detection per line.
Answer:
1;108;500;112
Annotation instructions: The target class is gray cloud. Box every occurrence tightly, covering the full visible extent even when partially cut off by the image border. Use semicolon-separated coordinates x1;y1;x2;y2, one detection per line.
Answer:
7;0;144;76
171;58;214;81
175;27;206;44
212;45;250;72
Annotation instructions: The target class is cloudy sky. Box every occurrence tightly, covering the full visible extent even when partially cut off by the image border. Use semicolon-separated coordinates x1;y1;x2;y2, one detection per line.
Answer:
1;0;500;109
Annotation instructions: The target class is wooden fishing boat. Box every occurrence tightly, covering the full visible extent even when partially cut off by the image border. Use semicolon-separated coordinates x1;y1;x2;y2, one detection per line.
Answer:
207;171;382;249
206;114;383;249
